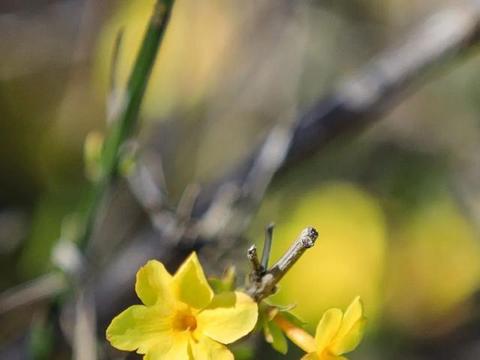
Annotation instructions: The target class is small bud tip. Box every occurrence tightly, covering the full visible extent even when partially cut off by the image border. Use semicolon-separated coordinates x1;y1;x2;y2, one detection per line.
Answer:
247;245;257;258
300;227;318;247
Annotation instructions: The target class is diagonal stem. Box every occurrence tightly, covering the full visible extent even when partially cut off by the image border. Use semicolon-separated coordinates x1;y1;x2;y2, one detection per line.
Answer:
261;222;275;269
247;227;318;302
77;0;175;252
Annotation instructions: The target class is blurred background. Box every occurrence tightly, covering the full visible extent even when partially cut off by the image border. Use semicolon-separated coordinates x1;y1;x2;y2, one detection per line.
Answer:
2;0;480;359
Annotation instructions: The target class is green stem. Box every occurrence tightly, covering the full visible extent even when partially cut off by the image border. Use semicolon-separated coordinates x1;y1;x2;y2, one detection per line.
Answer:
77;0;175;251
31;2;175;359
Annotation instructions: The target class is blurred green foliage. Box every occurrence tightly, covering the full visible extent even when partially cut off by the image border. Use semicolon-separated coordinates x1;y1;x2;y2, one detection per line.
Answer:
2;1;480;359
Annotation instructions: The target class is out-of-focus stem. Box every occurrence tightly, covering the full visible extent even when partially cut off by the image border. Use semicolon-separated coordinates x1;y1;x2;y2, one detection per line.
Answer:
77;0;175;252
260;223;275;269
26;2;176;359
274;313;316;353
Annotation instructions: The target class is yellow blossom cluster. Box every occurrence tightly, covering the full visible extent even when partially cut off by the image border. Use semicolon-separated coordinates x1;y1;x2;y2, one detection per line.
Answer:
106;253;366;360
106;253;258;359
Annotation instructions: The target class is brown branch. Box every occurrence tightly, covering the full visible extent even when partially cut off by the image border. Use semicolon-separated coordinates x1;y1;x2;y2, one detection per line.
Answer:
247;227;318;302
94;2;480;325
194;3;480;218
0;273;66;315
92;2;480;327
6;2;480;335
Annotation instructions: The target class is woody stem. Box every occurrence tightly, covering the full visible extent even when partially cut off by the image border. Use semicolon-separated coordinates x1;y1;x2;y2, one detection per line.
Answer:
246;227;318;302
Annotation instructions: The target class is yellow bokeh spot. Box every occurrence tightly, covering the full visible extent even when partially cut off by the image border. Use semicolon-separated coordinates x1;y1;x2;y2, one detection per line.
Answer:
106;253;258;358
254;182;386;327
385;195;480;333
94;0;237;119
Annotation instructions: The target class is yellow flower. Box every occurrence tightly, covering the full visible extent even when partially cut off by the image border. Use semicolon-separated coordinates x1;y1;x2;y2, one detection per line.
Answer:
275;297;366;360
106;253;258;360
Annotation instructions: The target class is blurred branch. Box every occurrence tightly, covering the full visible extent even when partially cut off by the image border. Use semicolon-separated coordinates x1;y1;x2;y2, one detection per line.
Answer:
2;1;178;357
106;28;125;125
281;3;480;169
99;1;480;322
197;123;294;240
0;273;66;315
167;2;480;252
67;3;176;359
72;289;97;360
261;223;275;269
108;28;124;96
0;1;96;80
79;0;175;252
198;2;480;209
126;156;170;221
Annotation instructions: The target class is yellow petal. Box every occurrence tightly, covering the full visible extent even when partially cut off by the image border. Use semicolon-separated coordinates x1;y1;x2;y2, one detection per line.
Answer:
196;291;258;344
334;297;363;341
190;336;234;360
321;356;347;360
301;353;320;360
314;308;342;354
145;332;190;360
106;305;173;354
330;297;366;355
135;260;174;306
330;318;366;355
172;252;214;309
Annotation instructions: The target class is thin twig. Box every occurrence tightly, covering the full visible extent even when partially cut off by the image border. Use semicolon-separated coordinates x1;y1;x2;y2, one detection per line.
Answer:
79;0;175;252
247;245;264;282
108;28;124;95
261;223;275;269
269;227;318;279
98;1;480;321
126;157;169;214
72;288;97;360
107;28;125;125
247;227;318;302
176;183;201;221
0;273;66;315
194;2;480;216
13;2;178;359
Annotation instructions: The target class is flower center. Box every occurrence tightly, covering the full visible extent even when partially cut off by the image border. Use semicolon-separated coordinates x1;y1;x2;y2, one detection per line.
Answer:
172;310;197;332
